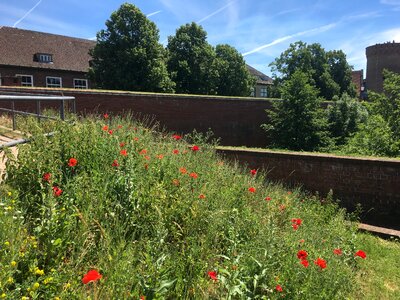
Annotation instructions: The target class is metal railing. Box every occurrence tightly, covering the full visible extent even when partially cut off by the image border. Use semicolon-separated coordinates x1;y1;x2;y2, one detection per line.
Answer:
0;95;76;130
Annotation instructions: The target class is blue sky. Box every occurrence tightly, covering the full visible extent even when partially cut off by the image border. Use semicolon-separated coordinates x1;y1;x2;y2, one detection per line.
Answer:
1;0;400;77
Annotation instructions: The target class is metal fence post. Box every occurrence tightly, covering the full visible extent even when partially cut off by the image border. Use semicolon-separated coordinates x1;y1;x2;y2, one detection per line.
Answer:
36;100;41;123
11;100;16;130
60;99;65;120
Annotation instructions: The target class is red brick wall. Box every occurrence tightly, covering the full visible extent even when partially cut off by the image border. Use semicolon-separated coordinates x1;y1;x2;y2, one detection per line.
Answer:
217;148;400;229
0;86;274;147
0;65;90;88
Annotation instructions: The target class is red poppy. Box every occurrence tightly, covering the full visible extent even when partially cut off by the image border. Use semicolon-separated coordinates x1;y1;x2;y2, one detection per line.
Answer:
314;258;327;269
207;271;218;281
157;154;164;160
297;250;308;260
108;130;113;135
139;149;147;155
292;218;302;226
140;296;145;300
133;137;139;142
199;194;206;199
276;285;283;292
279;204;286;211
120;149;127;156
68;158;77;167
355;250;367;259
119;142;125;148
248;187;256;193
189;172;198;179
172;134;182;140
82;270;102;284
102;125;108;131
112;160;119;167
333;248;342;256
300;259;309;268
144;155;150;161
52;186;62;197
103;113;109;119
173;149;179;154
117;125;122;129
191;145;200;152
299;239;305;244
42;172;51;182
179;167;187;174
250;169;257;176
265;196;271;201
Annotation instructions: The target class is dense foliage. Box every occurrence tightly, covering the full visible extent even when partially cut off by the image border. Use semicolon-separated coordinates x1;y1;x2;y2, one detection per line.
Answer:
262;71;330;151
88;3;174;92
270;41;355;100
0;116;367;299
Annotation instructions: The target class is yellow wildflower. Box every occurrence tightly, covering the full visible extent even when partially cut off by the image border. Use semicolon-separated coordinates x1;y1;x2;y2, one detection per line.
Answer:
4;241;10;246
1;293;6;299
34;268;44;276
44;277;53;284
32;282;40;290
7;191;12;196
11;261;17;267
7;277;14;284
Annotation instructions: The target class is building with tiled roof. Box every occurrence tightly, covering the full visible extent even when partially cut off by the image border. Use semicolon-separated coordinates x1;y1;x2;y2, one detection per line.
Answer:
0;26;272;96
246;64;273;98
0;26;95;88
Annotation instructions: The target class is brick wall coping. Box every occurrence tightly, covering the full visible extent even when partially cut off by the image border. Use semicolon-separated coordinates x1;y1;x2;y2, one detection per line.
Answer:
216;146;400;166
0;86;279;103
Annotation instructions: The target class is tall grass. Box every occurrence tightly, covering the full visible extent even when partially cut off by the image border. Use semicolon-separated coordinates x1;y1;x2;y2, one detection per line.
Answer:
0;115;367;299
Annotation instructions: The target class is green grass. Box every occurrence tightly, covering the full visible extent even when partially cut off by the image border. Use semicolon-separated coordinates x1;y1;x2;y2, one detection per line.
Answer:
0;115;392;299
351;234;400;300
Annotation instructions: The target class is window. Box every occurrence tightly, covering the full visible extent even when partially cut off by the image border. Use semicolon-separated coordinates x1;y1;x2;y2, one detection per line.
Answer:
250;87;256;97
260;87;268;97
74;78;88;89
16;74;33;87
34;53;53;63
46;77;62;88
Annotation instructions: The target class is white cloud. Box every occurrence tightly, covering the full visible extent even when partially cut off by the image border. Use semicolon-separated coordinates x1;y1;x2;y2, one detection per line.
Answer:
197;1;236;24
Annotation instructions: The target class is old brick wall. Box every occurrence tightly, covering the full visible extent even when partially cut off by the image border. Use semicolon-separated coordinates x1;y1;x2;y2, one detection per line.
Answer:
217;148;400;229
0;86;274;147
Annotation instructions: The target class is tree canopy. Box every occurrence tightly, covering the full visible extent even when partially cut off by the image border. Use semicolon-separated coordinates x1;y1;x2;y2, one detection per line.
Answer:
269;41;355;100
88;3;174;92
261;70;330;151
214;44;255;96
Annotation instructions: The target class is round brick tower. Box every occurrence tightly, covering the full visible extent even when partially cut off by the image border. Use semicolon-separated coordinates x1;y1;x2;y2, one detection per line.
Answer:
366;42;400;93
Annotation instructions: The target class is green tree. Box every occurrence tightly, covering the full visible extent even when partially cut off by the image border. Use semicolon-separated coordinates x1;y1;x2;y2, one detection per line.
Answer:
166;22;218;95
327;93;368;146
214;44;255;96
88;3;174;92
261;70;330;151
269;41;354;100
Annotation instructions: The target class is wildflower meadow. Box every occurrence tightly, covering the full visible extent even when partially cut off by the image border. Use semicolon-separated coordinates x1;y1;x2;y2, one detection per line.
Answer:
0;115;369;299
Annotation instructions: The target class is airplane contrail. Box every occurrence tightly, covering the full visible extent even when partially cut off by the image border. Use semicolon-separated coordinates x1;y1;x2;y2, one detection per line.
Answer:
197;1;236;24
13;0;43;27
147;10;162;18
242;22;337;56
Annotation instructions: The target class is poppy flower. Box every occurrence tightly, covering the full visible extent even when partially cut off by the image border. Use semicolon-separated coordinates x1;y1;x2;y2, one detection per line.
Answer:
191;145;200;152
173;149;179;154
292;218;302;226
102;125;108;131
133;137;139;142
179;167;187;174
119;142;125;148
333;248;342;256
276;285;283;292
68;158;77;167
108;130;113;135
120;149;127;156
172;134;182;140
199;194;206;199
42;172;51;182
112;160;119;167
52;186;62;197
314;258;327;269
207;271;217;281
265;196;271;201
103;113;109;119
248;187;256;193
279;204;286;211
82;270;102;284
144;155;150;160
139;149;147;155
117;125;122;129
189;172;198;179
250;169;257;176
355;250;366;259
157;154;164;160
300;259;309;268
140;296;145;300
297;250;308;260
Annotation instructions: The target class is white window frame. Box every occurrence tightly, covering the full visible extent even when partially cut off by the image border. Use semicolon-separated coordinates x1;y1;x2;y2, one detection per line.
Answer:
46;76;62;88
39;54;53;63
260;87;268;97
16;74;34;87
73;78;88;89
